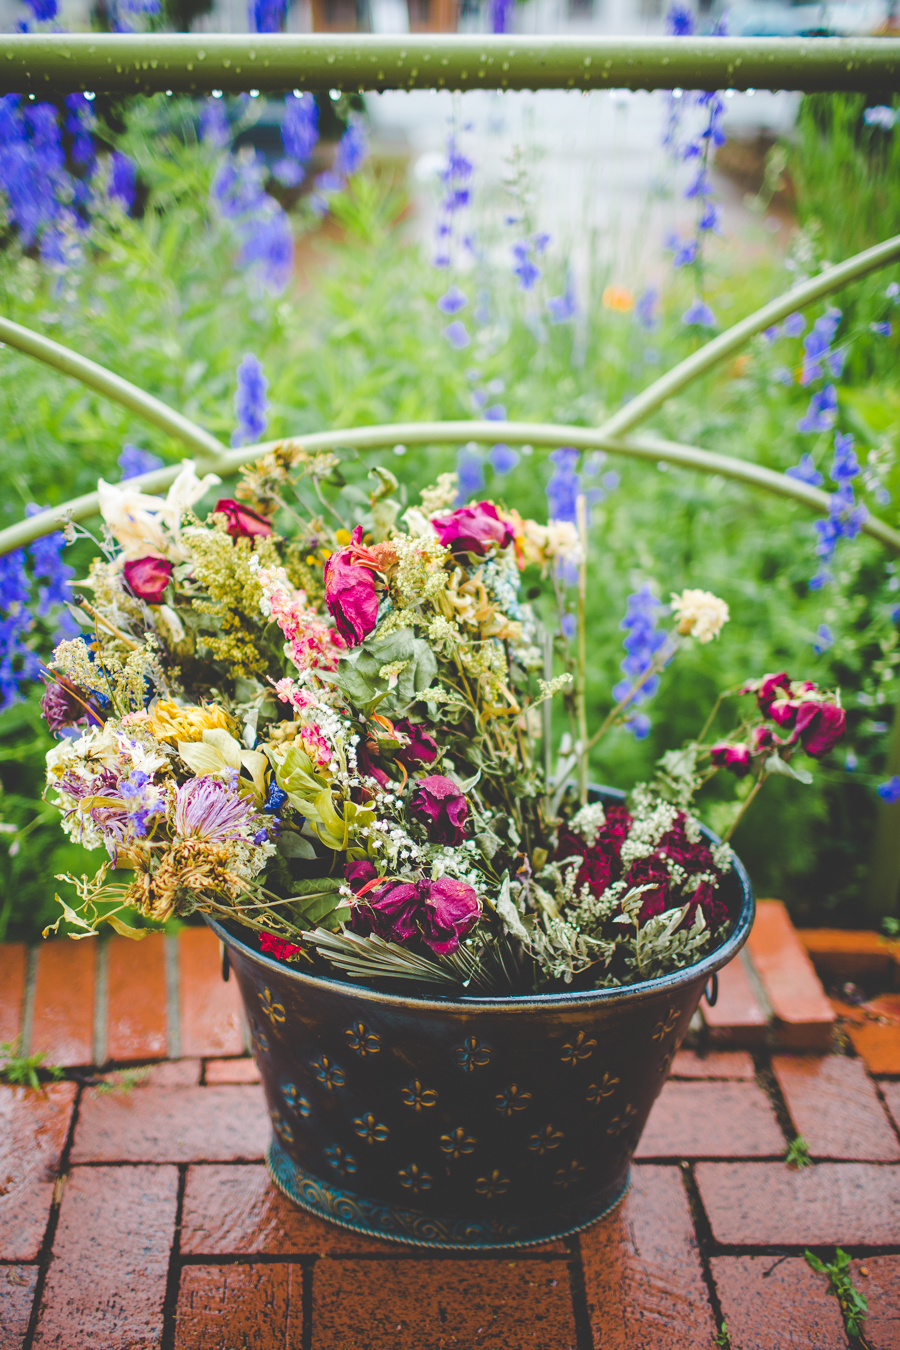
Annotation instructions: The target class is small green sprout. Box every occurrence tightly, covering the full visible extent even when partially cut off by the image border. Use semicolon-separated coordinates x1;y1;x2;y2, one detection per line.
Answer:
91;1067;152;1096
785;1135;812;1169
804;1248;868;1339
714;1321;731;1347
0;1040;64;1090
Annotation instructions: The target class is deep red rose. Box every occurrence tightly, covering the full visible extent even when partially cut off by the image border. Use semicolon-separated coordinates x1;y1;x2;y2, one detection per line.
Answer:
431;501;513;558
393;719;438;770
324;525;380;647
750;671;791;715
597;804;633;848
684;880;729;932
710;741;753;778
658;821;715;874
577;849;617;897
351;880;421;944
344;859;378;893
626;856;672;924
420;877;480;955
357;740;392;790
751;726;779;753
214;498;273;539
123;556;173;604
409;775;469;845
555;826;588;861
793;700;846;758
258;932;305;961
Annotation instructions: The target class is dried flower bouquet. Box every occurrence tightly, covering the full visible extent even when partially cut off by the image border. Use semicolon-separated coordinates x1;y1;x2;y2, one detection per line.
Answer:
41;450;846;995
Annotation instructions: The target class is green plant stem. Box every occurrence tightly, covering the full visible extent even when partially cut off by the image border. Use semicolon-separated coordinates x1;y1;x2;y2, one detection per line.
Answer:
722;770;768;844
1;34;897;97
585;635;678;753
576;493;589;807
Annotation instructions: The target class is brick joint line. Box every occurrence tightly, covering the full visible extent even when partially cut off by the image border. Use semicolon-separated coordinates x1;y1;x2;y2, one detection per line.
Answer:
160;1163;188;1350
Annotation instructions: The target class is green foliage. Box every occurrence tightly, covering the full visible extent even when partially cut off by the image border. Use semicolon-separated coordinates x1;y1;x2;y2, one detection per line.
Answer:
91;1067;151;1095
1;94;899;941
0;1040;63;1089
714;1323;731;1349
804;1248;868;1339
785;1135;812;1169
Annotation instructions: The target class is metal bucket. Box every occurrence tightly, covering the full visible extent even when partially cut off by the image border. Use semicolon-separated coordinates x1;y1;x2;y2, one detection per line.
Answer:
207;825;753;1249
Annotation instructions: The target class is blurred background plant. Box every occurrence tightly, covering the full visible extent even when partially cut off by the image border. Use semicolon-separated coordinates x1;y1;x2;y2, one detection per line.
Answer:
0;77;898;943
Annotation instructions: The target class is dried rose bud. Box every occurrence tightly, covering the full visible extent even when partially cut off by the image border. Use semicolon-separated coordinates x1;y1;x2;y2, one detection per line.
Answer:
324;525;379;647
123;556;173;604
431;501;513;558
710;741;753;777
408;774;469;845
393;719;438;769
420;877;480;955
214;498;273;539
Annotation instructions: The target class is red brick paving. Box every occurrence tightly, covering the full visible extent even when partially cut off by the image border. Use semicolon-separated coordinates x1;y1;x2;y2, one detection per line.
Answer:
174;1264;301;1349
31;1164;178;1348
7;925;900;1350
670;1049;756;1079
851;1256;900;1350
700;951;769;1048
635;1080;784;1158
696;1160;900;1246
711;1256;848;1349
800;927;899;987
773;1053;900;1161
70;1083;268;1163
0;942;26;1046
312;1259;579;1349
179;928;245;1058
839;994;900;1076
106;934;168;1062
747;901;836;1051
0;1082;77;1261
580;1164;715;1348
29;940;95;1067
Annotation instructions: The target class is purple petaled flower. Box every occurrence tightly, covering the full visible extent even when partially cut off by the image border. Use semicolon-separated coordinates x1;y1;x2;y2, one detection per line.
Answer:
334;116;368;178
546;447;580;524
108;151;136;212
512;238;542;292
443;320;470;350
774;366;794;387
710;741;753;777
864;106;898;130
174;775;260;841
797;384;838;434
871;321;893;337
27;516;74;624
119;445;164;480
282;91;318;162
489;443;519;474
831;431;859;483
782;312;806;338
199;98;230;149
24;0;58;19
635;286;659;331
64;94;96;177
408;774;469;845
211;154;268;219
324;525;380;647
484;403;506;422
490;0;514;31
665;2;694;34
612;585;666;722
232;354;269;448
628;712;652;740
0;97;71;249
813;623;833;654
41;679;89;734
239;209;294;294
785;454;824;487
437;285;468;315
249;0;287;31
456;446;484;500
273;158;304;188
878;775;900;804
682;300;716;327
800;307;841;384
547;272;578;323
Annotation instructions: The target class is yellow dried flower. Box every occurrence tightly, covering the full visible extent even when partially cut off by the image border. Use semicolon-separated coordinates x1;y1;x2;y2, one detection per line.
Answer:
143;700;236;744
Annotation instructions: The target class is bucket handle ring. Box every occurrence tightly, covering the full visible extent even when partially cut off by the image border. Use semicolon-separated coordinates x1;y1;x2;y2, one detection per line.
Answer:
703;972;719;1007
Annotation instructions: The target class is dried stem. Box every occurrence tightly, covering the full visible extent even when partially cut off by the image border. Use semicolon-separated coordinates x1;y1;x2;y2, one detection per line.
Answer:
576;493;589;807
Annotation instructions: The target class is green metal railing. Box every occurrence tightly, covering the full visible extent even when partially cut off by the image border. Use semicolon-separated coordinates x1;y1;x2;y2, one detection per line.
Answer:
1;34;899;913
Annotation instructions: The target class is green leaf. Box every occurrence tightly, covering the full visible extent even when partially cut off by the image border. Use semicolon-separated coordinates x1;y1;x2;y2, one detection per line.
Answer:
276;830;318;861
765;755;813;785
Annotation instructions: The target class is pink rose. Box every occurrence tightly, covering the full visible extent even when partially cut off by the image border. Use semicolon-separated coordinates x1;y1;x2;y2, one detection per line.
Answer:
214;498;273;539
794;700;846;759
324;525;380;647
420;877;480;955
123;556;173;604
431;502;513;558
745;672;791;715
710;741;753;777
408;774;469;845
394;719;438;770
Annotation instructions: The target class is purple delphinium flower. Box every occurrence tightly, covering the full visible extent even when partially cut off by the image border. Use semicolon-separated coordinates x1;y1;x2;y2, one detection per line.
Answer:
437;285;467;315
797;384;838;434
669;236;699;268
232;355;269;448
813;623;833;654
547;276;578;324
249;0;287;30
635;286;659;331
877;775;900;804
0;550;40;711
212;153;267;219
489;443;519;474
800;307;841;385
682;300;716;328
490;0;514;32
443;320;470;350
119;768;165;838
613;585;666;735
65;94;96;177
864;106;898;130
809;430;867;589
0;97;71;249
119;445;164;480
282;92;318;163
108;151;136;212
484;403;506;422
456;446;485;501
546;448;580;524
831;431;859;483
239;210;294;293
785;454;824;487
871;321;893;336
665;2;694;35
200;98;230;149
512;238;541;292
24;0;58;19
433;123;473;270
334;116;368;178
782;311;806;339
26;508;75;630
